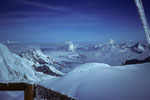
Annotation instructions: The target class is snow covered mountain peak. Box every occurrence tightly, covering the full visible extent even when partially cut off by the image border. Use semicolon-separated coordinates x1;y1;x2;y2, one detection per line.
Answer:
108;39;115;45
119;43;130;49
0;43;42;81
92;40;116;50
19;49;65;76
136;43;145;50
4;40;19;44
20;49;50;65
97;39;117;49
130;43;146;53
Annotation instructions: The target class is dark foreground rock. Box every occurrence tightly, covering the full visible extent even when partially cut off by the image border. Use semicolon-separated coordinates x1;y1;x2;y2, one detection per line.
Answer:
122;56;150;65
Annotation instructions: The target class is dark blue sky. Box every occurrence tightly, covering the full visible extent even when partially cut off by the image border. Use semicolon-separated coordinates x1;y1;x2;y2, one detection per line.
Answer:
0;0;150;43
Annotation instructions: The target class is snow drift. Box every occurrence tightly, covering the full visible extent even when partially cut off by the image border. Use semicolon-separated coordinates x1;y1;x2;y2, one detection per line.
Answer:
39;62;150;100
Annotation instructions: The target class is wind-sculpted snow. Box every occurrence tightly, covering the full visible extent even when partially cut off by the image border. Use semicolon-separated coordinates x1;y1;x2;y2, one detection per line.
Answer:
134;0;150;44
69;63;110;73
39;62;150;100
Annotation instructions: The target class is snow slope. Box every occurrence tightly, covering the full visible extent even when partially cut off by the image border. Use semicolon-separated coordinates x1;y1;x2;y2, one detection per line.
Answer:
0;43;52;81
39;62;150;100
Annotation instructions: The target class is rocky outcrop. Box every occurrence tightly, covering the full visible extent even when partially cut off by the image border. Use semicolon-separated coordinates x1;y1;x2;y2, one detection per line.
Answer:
19;49;64;76
122;56;150;65
33;65;62;77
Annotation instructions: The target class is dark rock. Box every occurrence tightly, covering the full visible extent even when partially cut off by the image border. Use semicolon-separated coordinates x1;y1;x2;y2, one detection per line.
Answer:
38;58;48;64
143;56;150;62
122;59;143;65
33;65;62;77
122;56;150;65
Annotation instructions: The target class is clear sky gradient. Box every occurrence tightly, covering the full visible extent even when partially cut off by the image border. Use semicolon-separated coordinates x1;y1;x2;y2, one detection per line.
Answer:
0;0;150;43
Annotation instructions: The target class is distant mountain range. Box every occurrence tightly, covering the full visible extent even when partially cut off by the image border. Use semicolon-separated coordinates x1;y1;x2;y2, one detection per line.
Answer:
2;40;150;77
77;40;150;54
3;40;20;44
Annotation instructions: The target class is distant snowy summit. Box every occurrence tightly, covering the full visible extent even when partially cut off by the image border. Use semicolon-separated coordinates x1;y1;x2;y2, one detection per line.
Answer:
88;39;117;50
130;43;149;53
85;40;150;54
107;39;115;45
3;40;20;44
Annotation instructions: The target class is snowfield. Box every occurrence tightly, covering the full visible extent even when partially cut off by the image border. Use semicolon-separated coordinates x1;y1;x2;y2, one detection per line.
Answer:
39;62;150;100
